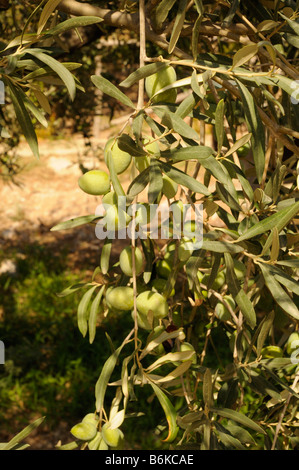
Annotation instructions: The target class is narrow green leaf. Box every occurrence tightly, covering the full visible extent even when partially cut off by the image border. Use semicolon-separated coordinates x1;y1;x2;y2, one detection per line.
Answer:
117;134;147;156
270;227;279;262
150;383;179;443
217;379;239;409
27;49;76;100
95;336;131;412
175;92;200;119
249;374;282;401
89;286;105;344
3;417;46;450
216;182;241;212
279;12;299;36
33;88;51;114
51;214;100;231
232;44;259;70
140;238;154;284
210;407;266;434
23;62;82;81
154;0;177;28
263;264;299;296
155;361;193;384
215;99;225;154
77;285;98;337
168;0;188;54
236;79;265;183
140;328;185;359
100;238;112;275
148;159;163;204
161;162;210;196
159;109;200;141
224;133;252;158
105;150;125;197
276;259;299;268
225;422;256;446
236;201;299;242
203;368;213;408
146;350;195;373
201;240;243;254
91;75;135;109
120;63;168;88
256;311;275;358
24;95;48;128
127;167;150;198
44;16;103;37
192;14;202;61
190;69;205;99
6;80;39;159
222;0;240;27
162;145;215;161
203;159;239;204
37;0;62;34
257;262;299;321
215;423;246;450
224;253;256;328
57;282;93;298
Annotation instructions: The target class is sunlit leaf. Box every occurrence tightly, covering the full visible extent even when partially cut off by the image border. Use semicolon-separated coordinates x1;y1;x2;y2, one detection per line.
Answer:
150;383;179;443
51;214;100;231
210;407;266;434
77;285;98;337
257;262;299;321
91;75;135;109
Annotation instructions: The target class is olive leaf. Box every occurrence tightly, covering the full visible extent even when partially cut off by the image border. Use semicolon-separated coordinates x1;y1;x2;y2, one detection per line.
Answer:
77;285;98;337
91;75;135;109
150;383;179;443
224;253;256;328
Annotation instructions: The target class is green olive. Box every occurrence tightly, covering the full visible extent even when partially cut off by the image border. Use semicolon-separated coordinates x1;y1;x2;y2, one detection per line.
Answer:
106;286;134;312
233;259;246;282
78;170;110;196
151;278;175;297
261;345;283;359
134;155;150;172
178;237;194;262
82;413;98;425
156;251;175;279
286;332;299;355
145;65;177;103
104;204;131;231
71;422;97;441
215;295;235;322
119;246;143;277
162;175;178;199
237;141;251;158
104;137;132;174
101;423;124;448
180;342;197;364
136;290;168;320
131;309;156;330
102;190;118;206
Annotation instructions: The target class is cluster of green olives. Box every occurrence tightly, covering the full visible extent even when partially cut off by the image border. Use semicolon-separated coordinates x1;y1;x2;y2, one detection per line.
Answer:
71;413;124;450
